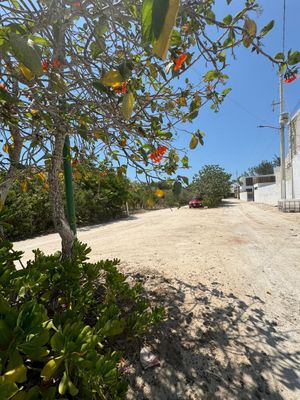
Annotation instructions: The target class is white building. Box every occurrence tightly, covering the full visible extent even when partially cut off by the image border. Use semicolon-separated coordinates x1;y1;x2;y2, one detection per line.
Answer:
246;108;300;206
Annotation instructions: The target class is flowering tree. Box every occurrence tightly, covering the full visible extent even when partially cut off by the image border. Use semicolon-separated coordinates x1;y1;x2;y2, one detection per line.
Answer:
0;0;298;255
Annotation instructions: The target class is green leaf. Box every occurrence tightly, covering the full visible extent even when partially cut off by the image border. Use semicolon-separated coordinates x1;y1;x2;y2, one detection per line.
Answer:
41;356;64;380
0;87;12;103
0;383;19;399
170;30;181;46
92;81;111;94
58;371;68;395
221;87;232;96
189;135;198;150
181;155;189;167
152;0;169;40
50;331;64;351
260;20;274;37
204;70;218;82
68;379;79;396
223;29;235;47
141;0;155;43
275;52;284;61
172;181;182;197
9;33;42;75
223;14;232;25
152;0;180;60
100;70;124;87
121;92;135;120
28;35;51;47
141;0;169;43
279;63;287;74
205;10;215;25
288;51;300;65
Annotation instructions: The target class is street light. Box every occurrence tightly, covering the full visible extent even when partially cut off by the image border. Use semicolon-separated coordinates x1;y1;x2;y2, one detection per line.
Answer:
257;125;280;131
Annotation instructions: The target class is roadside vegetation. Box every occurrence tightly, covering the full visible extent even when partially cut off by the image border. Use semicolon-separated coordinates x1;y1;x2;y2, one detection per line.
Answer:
190;165;232;207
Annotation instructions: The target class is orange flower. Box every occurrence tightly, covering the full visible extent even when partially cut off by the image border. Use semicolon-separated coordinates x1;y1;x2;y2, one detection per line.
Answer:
0;83;7;91
42;59;49;72
173;53;187;72
53;58;61;69
112;81;128;94
71;159;79;168
150;145;168;163
73;1;81;6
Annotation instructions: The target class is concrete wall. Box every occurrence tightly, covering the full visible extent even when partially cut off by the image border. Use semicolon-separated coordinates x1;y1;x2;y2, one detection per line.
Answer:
239;192;248;201
292;153;300;198
254;184;280;205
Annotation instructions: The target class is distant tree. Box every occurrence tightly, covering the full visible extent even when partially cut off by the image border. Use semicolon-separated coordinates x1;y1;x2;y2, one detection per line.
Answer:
190;165;231;207
272;155;281;167
242;158;278;177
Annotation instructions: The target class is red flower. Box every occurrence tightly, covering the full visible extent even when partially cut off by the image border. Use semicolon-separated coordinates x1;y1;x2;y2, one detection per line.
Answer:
150;145;168;163
173;53;187;72
42;59;49;72
112;81;128;94
53;58;61;69
285;75;298;84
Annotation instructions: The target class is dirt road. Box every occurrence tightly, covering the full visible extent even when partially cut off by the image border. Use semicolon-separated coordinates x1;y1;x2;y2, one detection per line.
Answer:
14;200;300;400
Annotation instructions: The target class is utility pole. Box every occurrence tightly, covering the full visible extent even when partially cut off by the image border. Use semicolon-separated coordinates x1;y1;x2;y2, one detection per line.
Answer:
279;75;287;200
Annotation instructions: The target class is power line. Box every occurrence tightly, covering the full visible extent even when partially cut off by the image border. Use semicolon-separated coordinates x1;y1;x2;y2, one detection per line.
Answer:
283;0;286;54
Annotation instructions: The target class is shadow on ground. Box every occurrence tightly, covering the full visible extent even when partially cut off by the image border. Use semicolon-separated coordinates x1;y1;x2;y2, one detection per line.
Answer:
123;273;300;400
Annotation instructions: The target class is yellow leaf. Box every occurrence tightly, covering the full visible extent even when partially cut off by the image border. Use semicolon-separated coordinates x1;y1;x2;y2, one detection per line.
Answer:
155;188;165;198
44;181;49;190
146;198;154;208
119;138;127;147
19;63;35;81
152;0;180;60
100;70;124;87
20;181;28;193
177;96;187;106
121;92;135;120
189;135;198;150
41;356;64;380
37;171;46;181
30;108;39;115
1;364;27;384
2;143;9;153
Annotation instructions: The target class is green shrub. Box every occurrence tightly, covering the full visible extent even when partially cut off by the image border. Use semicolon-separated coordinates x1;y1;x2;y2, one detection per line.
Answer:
0;240;164;399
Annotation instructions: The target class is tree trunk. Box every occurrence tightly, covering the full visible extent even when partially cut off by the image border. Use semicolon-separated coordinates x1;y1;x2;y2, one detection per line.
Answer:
48;132;75;258
0;126;23;206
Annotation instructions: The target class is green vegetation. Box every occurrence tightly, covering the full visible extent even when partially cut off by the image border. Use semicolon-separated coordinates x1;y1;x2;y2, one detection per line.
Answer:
0;240;163;399
3;167;130;241
190;165;231;207
242;156;280;177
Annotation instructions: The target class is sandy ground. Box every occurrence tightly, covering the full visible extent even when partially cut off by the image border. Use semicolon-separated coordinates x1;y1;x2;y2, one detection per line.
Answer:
14;199;300;400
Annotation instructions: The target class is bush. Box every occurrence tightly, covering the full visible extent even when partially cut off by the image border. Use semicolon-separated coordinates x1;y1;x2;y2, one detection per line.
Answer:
190;165;231;207
4;168;130;241
0;240;164;399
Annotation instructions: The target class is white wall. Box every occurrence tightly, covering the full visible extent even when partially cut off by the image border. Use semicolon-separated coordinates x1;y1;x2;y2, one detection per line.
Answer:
292;154;300;198
254;184;280;205
239;192;248;201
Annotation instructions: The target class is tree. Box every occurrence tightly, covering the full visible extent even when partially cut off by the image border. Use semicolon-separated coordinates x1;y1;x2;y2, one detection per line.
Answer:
0;0;298;256
190;165;231;207
247;160;274;176
242;155;280;177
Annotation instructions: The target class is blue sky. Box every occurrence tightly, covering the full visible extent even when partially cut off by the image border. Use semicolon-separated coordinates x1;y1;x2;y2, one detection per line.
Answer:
176;0;300;181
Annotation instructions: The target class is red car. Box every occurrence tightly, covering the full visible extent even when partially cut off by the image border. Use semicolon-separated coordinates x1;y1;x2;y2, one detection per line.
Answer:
189;196;203;208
